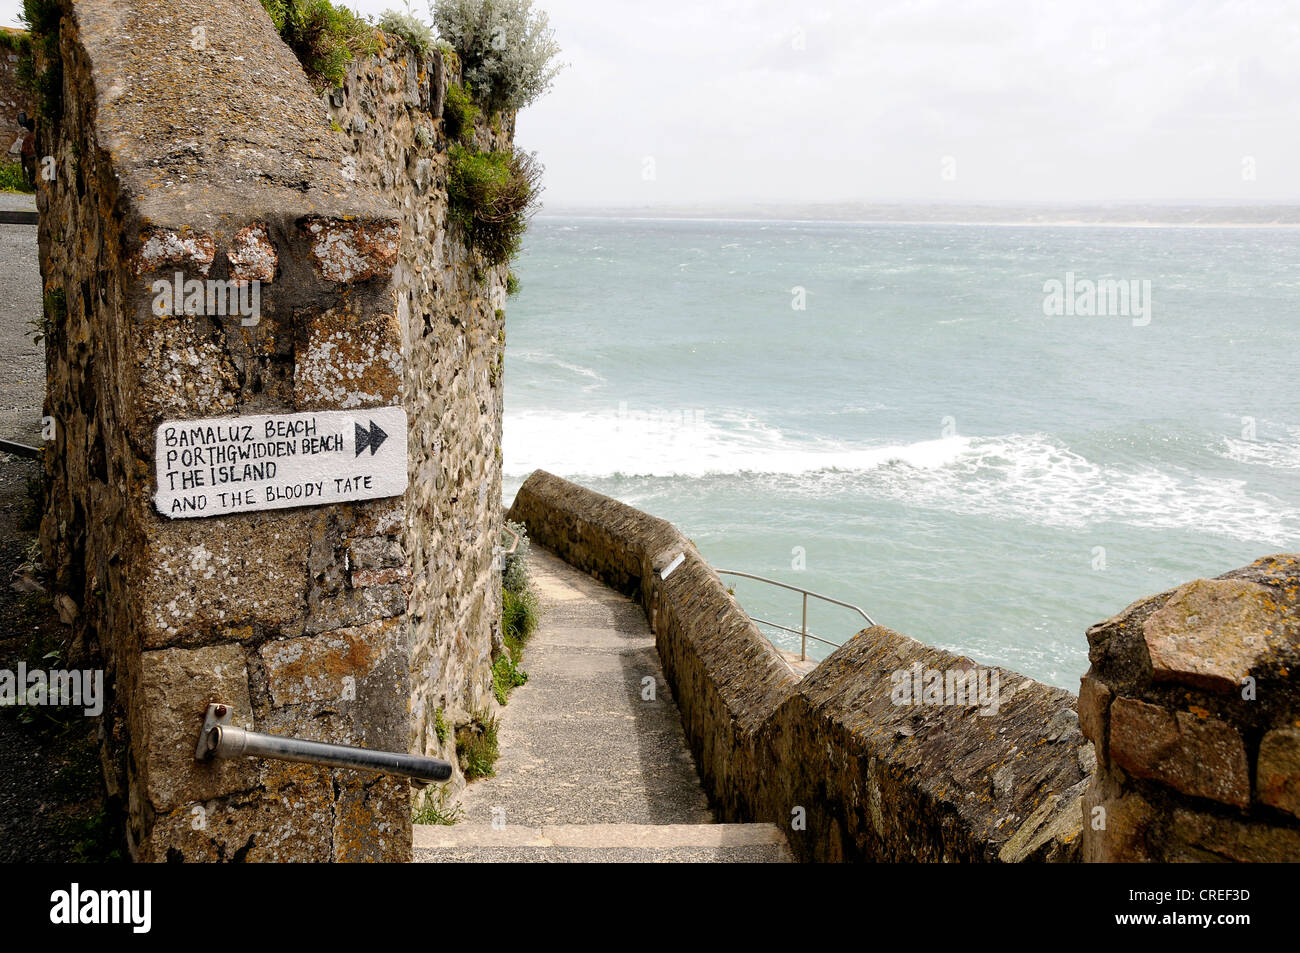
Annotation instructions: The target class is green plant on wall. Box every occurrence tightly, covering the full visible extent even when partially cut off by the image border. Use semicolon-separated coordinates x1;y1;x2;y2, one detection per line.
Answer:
456;710;499;780
441;81;478;145
491;653;527;705
431;1;559;268
502;584;538;651
0;27;31;53
412;785;463;825
0;161;34;194
260;0;378;88
501;520;538;645
488;520;538;707
19;0;63;123
378;4;433;53
447;143;541;268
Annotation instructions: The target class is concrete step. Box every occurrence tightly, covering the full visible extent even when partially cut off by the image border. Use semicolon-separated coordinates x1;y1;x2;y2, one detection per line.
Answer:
413;822;793;863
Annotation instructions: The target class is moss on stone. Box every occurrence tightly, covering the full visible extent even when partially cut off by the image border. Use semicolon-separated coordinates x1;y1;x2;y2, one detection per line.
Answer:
441;81;477;146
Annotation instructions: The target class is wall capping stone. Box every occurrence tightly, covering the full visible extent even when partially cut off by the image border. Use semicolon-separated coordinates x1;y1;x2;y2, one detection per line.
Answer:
1081;553;1300;861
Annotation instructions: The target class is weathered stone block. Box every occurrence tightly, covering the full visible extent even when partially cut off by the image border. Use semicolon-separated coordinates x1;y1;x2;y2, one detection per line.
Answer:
138;644;256;813
1109;697;1249;808
1169;807;1300;862
352;499;404;537
226;222;278;283
260;616;404;707
138;516;315;647
294;308;403;407
303;218;401;283
352;566;410;588
1143;577;1278;693
998;792;1084;862
1081;784;1157;863
145;775;334;862
305;584;406;636
131;227;215;277
135;321;243;420
1077;673;1111;754
332;775;411;862
1257;725;1300;819
349;535;404;569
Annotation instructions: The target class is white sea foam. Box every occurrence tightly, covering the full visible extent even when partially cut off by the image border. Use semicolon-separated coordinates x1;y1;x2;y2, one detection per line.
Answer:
503;411;1299;544
503;409;968;478
862;434;1298;544
1220;434;1300;470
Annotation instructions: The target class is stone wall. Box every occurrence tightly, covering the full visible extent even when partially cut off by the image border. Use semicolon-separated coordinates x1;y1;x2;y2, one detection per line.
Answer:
0;28;32;165
35;0;507;860
323;29;510;795
1080;556;1300;861
507;470;1089;862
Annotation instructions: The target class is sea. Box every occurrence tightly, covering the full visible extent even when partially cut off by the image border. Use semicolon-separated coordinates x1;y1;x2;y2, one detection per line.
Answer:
502;213;1300;690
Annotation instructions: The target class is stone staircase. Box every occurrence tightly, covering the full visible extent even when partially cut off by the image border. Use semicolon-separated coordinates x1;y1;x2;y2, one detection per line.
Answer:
414;546;792;863
415;822;791;863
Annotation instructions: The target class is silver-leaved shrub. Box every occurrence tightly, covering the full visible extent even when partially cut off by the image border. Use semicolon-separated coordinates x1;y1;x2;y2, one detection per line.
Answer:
430;0;564;111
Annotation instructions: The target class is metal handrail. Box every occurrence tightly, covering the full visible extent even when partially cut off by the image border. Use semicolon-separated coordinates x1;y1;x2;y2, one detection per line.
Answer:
195;703;452;785
498;525;521;574
0;439;41;459
716;569;875;662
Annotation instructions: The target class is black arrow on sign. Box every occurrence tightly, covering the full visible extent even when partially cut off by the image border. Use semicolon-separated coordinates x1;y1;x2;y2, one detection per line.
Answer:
354;420;389;457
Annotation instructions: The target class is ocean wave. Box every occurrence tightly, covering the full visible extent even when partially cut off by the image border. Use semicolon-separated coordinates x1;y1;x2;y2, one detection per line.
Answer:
503;409;968;478
510;351;607;391
858;434;1298;544
1219;434;1300;470
503;411;1299;544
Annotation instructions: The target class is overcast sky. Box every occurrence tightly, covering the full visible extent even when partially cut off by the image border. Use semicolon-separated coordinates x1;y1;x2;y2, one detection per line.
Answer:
5;0;1299;206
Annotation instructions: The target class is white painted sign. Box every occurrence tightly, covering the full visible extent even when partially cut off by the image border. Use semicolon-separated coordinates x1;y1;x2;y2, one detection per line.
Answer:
154;407;408;518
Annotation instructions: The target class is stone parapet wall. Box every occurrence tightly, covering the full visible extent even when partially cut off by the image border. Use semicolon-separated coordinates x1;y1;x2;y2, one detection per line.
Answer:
33;0;505;860
324;31;511;793
1080;556;1300;861
0;28;32;164
507;469;1089;862
762;631;1089;861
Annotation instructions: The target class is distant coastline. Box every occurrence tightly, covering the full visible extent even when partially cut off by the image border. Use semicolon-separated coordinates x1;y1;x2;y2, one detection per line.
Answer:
539;202;1300;228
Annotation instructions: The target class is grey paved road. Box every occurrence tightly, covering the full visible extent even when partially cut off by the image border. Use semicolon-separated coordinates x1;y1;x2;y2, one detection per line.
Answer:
0;193;43;446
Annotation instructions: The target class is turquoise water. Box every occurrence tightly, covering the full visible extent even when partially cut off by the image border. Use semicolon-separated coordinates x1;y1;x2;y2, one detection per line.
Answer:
502;216;1300;689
